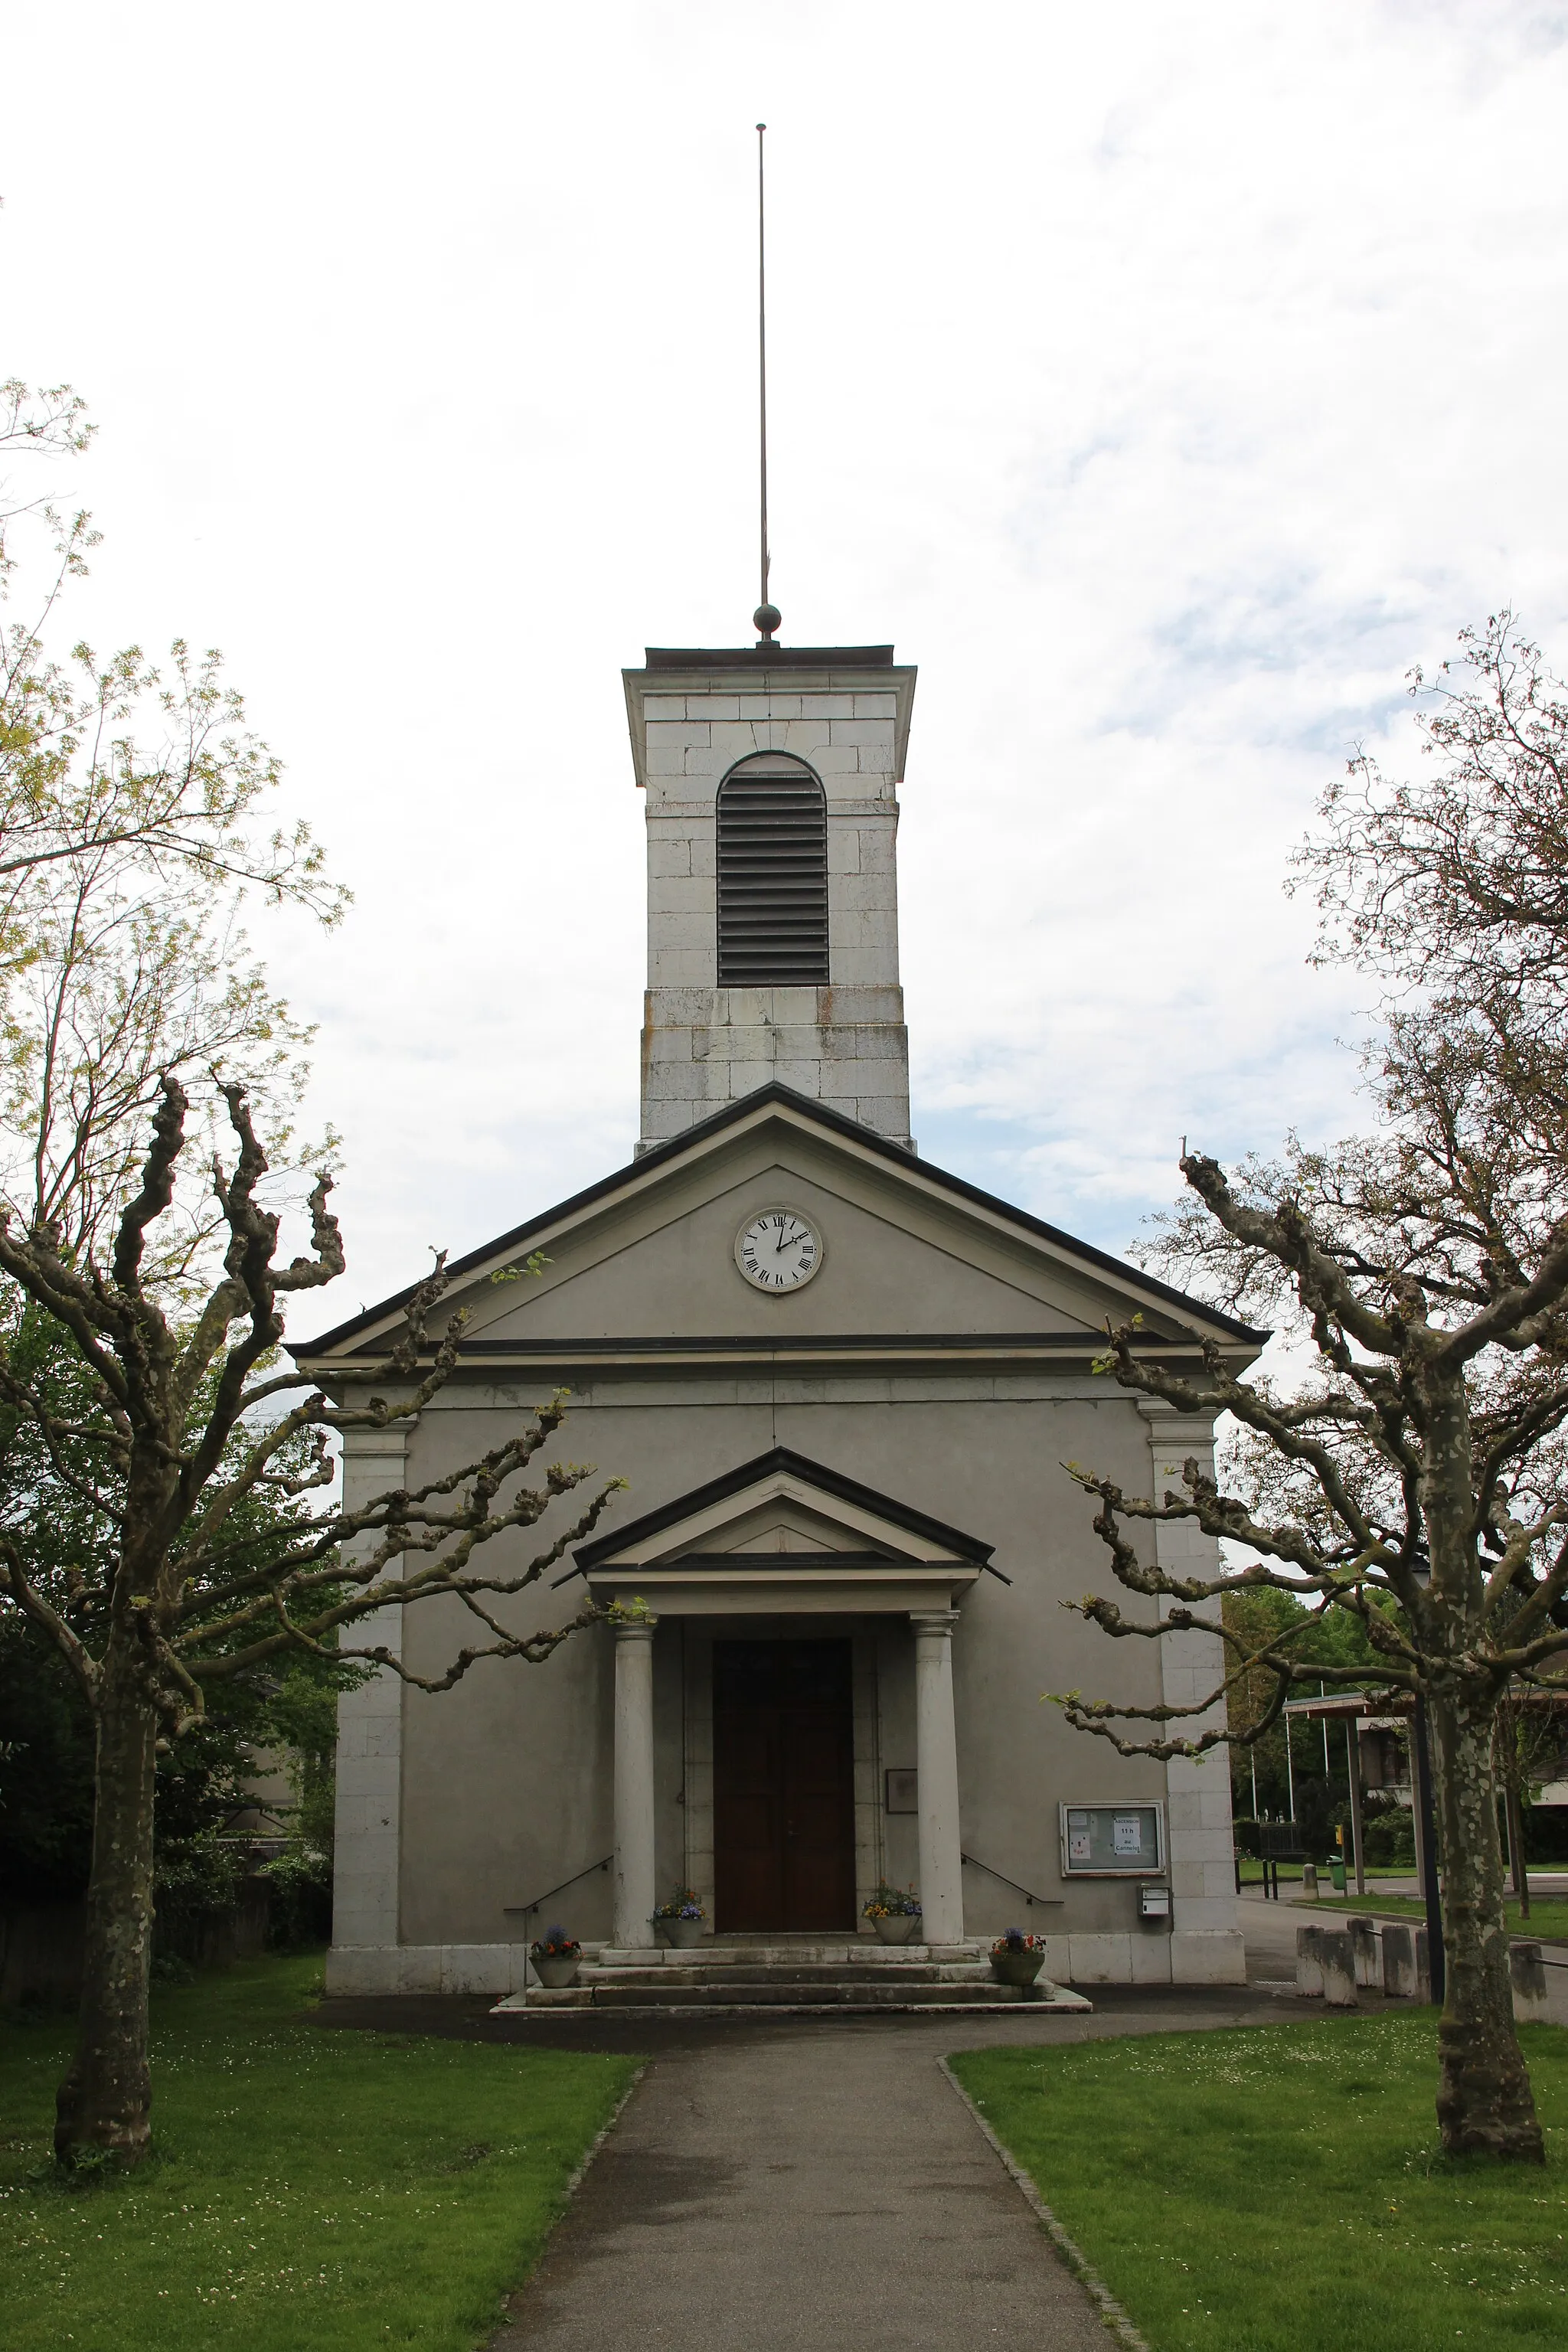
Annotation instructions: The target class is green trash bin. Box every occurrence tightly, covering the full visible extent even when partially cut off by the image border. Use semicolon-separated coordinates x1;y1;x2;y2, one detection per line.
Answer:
1329;1857;1347;1893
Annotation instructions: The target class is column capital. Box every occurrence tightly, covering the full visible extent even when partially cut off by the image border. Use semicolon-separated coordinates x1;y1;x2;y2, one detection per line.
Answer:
610;1614;658;1644
909;1607;959;1640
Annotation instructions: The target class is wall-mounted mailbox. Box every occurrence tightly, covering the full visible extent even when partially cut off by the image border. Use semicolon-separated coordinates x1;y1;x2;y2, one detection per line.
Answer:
1138;1883;1171;1919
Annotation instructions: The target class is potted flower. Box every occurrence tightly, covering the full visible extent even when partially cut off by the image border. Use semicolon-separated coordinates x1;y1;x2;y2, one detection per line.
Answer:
989;1926;1047;1988
652;1887;707;1948
861;1882;923;1945
530;1925;583;1989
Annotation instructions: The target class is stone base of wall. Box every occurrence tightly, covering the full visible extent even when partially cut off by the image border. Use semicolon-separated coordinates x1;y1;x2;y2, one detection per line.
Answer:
325;1929;1248;1998
1030;1930;1244;1988
326;1943;539;1998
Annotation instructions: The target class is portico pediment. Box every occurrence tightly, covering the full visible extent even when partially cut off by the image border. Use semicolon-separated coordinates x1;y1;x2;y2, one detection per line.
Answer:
565;1445;993;1615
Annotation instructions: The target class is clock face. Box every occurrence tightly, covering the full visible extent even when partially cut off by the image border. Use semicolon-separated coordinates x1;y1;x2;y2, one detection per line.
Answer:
734;1206;823;1293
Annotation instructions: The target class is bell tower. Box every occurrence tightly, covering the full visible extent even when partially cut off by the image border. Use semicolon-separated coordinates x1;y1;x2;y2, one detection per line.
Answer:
622;642;917;1153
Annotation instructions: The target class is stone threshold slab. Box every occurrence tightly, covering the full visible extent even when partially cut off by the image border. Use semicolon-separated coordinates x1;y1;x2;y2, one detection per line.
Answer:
489;1993;1095;2018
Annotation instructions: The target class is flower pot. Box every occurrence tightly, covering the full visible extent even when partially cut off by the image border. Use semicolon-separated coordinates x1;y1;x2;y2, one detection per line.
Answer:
990;1949;1046;1988
871;1913;920;1945
657;1917;704;1949
531;1955;581;1989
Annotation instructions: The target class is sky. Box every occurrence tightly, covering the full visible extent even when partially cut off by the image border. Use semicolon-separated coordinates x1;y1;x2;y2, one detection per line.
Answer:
5;1;1568;1322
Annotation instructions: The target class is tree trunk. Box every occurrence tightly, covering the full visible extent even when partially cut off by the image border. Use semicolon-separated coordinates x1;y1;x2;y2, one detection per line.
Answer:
54;1640;158;2165
1427;1685;1543;2162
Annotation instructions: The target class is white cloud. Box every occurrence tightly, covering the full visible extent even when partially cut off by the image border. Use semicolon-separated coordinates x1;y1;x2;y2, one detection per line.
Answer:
3;1;1566;1299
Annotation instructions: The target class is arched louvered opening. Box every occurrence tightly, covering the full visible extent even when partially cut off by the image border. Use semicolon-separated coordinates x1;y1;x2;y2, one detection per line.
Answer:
716;754;829;987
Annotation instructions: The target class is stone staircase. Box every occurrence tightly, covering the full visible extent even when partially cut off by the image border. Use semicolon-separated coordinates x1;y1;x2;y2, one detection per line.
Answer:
491;1939;1093;2017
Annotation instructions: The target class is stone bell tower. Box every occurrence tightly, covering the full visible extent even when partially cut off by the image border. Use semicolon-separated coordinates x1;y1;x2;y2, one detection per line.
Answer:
622;642;918;1154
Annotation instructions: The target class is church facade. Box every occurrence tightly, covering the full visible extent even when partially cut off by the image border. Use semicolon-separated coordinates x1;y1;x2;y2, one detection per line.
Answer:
308;640;1255;1994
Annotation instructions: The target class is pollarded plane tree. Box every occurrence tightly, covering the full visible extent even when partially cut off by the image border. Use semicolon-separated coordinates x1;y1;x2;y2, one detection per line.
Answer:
1060;617;1568;2164
0;1076;619;2165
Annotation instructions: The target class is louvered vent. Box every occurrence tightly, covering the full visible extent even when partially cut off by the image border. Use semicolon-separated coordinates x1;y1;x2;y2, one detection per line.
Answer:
716;756;829;986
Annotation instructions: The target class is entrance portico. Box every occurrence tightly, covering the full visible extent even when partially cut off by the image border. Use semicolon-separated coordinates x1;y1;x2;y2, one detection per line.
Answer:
570;1448;991;1950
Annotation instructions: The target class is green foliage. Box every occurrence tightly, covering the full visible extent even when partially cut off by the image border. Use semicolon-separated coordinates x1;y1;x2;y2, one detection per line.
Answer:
0;1292;362;1907
0;1954;639;2350
256;1845;333;1949
952;2018;1568;2352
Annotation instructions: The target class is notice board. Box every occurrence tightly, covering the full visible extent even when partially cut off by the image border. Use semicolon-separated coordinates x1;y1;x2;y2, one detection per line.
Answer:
1058;1802;1165;1877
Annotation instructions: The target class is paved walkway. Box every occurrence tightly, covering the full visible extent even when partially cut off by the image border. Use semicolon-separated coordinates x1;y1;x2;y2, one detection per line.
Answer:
488;2019;1125;2350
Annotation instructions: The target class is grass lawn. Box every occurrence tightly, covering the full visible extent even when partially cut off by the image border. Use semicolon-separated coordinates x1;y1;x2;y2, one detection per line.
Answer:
0;1954;640;2352
950;2015;1568;2352
1299;1893;1568;1942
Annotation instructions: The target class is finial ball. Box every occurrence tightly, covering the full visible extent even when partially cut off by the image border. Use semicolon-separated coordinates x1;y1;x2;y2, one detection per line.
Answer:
753;603;782;642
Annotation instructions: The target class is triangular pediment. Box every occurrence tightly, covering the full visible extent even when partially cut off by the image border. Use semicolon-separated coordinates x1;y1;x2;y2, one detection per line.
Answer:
293;1086;1263;1376
563;1446;992;1612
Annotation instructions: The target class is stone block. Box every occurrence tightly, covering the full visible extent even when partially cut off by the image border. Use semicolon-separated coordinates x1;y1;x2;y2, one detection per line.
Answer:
648;913;715;954
831;871;898;914
1320;1930;1358;2007
642;1024;694;1063
1040;1937;1072;1982
642;694;688;721
647;876;715;917
828;719;896;750
737;694;799;720
645;720;711;749
1348;1916;1381;1988
1511;1940;1550;2024
1296;1924;1325;1995
799;694;855;720
853;692;898;717
780;720;832;754
439;1945;512;1997
1170;1931;1246;1984
325;1945;403;1996
1130;1931;1174;1984
1380;1923;1415;1997
1067;1933;1133;1984
827;829;863;873
771;1063;823;1096
1171;1895;1240;1935
648;838;692;877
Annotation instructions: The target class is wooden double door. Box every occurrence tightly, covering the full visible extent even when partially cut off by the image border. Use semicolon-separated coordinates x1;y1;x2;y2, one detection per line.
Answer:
712;1639;856;1933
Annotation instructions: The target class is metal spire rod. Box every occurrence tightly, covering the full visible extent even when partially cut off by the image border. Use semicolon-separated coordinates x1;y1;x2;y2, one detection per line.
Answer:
754;122;780;645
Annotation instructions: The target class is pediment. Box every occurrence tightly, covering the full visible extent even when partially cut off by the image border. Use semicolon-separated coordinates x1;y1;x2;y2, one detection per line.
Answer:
564;1446;991;1615
294;1087;1263;1376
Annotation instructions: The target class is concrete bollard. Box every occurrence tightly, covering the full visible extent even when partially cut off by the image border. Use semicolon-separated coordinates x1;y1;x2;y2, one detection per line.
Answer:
1296;1924;1325;1997
1413;1925;1433;2004
1348;1916;1380;1989
1511;1942;1550;2025
1320;1929;1359;2007
1301;1862;1319;1900
1380;1923;1416;1998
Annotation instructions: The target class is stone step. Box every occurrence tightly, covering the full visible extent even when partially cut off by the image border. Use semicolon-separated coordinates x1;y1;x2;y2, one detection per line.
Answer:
593;1943;983;1967
493;1982;1092;2016
581;1962;989;1988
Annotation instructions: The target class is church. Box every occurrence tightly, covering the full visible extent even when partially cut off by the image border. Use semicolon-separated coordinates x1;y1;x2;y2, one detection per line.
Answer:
305;632;1256;1998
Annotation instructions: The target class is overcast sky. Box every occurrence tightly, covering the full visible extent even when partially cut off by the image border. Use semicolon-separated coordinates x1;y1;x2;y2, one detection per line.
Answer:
6;2;1568;1321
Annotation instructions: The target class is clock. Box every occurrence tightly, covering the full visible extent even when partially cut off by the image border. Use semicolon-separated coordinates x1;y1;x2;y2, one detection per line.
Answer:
734;1206;823;1293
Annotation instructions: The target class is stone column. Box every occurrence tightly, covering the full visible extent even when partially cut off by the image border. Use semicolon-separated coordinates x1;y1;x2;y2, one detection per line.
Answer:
910;1609;964;1946
612;1619;658;1950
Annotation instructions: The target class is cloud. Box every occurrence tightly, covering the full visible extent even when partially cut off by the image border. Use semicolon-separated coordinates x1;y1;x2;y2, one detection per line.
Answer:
3;2;1566;1302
